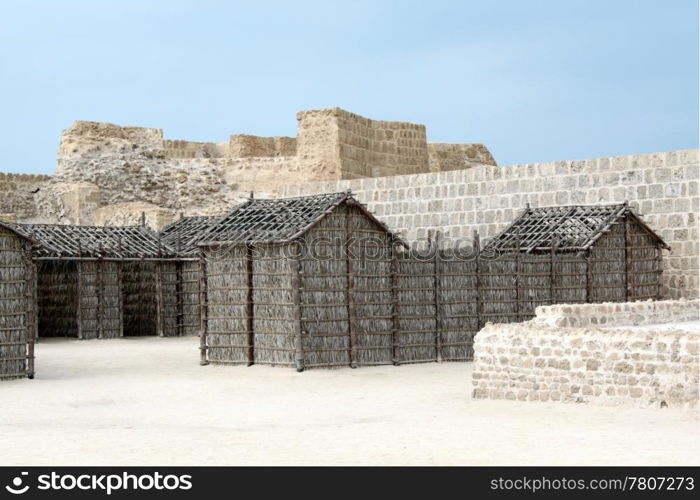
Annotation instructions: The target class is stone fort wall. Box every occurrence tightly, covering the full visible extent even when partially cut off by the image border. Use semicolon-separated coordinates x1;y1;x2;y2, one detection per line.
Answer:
299;108;429;179
282;149;700;300
16;107;494;225
0;172;52;220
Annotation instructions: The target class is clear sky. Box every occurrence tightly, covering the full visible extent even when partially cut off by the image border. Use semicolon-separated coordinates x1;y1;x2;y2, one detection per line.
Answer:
0;0;697;174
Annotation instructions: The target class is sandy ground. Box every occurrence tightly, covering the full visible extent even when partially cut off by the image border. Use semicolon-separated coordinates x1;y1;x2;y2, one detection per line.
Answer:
1;336;698;466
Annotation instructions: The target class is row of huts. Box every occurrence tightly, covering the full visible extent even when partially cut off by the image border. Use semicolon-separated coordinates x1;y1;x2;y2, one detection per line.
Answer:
0;192;669;379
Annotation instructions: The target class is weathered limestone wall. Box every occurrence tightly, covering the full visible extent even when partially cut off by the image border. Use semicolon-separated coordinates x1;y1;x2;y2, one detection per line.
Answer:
57;121;163;163
428;143;497;171
471;299;699;409
161;140;228;159
229;134;296;157
336;108;429;178
34;182;102;225
47;118;328;219
51;153;235;217
31;109;496;225
0;172;52;220
93;202;175;231
282;149;699;299
295;108;343;180
297;108;429;179
223;156;304;196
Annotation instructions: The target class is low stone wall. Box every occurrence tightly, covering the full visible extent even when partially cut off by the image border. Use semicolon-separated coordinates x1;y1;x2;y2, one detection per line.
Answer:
472;300;699;409
533;299;699;328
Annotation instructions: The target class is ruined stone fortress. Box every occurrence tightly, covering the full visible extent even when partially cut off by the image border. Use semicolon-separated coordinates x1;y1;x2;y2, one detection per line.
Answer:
0;107;697;300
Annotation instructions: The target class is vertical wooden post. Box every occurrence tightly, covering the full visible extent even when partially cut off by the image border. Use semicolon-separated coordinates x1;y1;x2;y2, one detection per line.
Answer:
390;244;400;366
656;247;663;300
97;255;104;339
155;262;164;337
117;263;124;337
155;235;164;337
76;261;83;340
585;252;593;303
550;238;558;305
290;256;304;372
624;204;633;301
245;244;255;366
198;249;209;365
433;231;442;362
474;230;482;331
175;234;183;337
176;261;184;337
346;206;358;368
24;243;36;378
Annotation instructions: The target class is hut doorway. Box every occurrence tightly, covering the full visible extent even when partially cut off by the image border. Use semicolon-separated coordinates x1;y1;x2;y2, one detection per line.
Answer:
121;262;158;336
37;261;79;338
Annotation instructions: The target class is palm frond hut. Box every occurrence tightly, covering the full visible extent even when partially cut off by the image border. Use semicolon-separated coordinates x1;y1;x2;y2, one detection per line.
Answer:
0;222;35;379
197;192;406;371
10;223;194;339
484;202;670;312
159;215;222;336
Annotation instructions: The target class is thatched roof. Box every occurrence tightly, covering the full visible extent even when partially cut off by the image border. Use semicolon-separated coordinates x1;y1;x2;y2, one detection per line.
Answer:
10;223;173;259
198;191;403;246
159;215;223;256
485;203;670;253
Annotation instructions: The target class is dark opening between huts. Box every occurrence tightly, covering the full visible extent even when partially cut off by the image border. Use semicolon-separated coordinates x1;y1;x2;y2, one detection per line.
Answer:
9;223;200;340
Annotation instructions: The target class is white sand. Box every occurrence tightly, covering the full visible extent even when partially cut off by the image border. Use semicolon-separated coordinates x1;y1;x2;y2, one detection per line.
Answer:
1;336;698;466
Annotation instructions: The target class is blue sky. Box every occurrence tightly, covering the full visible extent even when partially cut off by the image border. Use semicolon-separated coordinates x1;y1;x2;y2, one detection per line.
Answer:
0;0;697;174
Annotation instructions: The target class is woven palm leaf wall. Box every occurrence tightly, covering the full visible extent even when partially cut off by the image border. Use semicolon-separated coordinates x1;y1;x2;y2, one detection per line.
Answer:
348;205;394;366
299;209;351;368
121;262;158;336
0;228;30;379
253;244;296;366
205;245;248;364
180;261;201;336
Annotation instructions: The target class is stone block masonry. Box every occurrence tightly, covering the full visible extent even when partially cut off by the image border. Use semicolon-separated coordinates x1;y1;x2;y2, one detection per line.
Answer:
428;143;496;171
329;108;429;178
533;299;699;329
282;149;699;300
472;299;699;409
229;135;296;158
295;108;495;179
0;172;52;220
